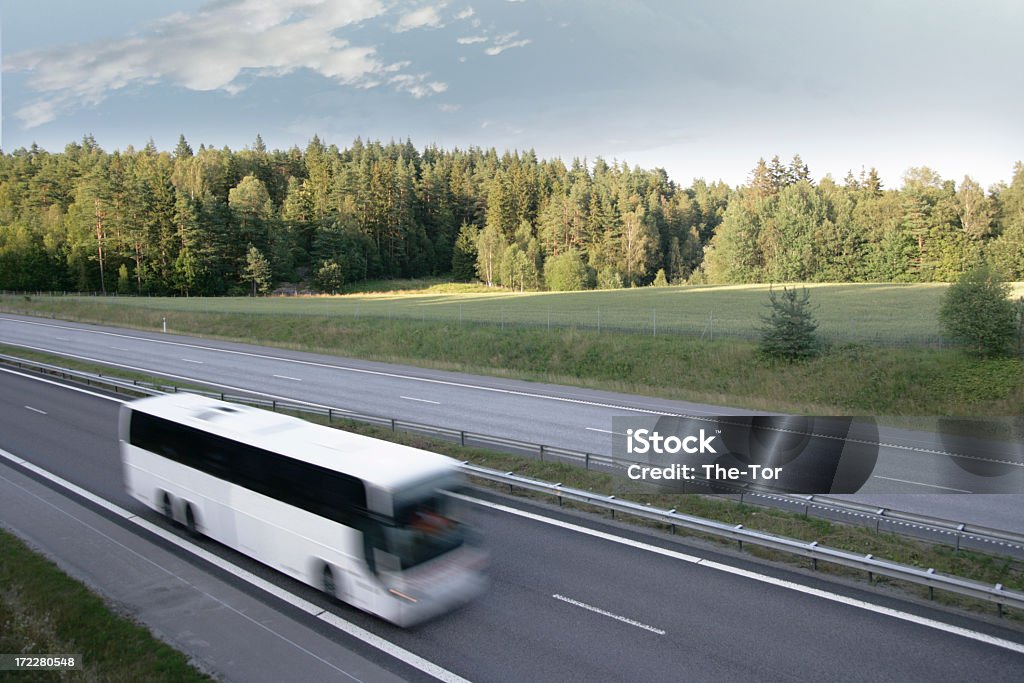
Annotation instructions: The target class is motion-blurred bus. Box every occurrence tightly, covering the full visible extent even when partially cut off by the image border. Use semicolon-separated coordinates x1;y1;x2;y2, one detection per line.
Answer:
119;393;486;626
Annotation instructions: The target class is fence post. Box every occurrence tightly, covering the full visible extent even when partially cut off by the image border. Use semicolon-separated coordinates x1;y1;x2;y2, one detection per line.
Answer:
653;309;657;337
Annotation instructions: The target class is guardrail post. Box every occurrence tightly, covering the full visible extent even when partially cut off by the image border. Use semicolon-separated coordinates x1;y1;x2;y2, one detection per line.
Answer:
328;408;333;424
736;524;743;551
272;400;276;412
927;568;935;600
865;554;873;582
539;445;545;461
460;431;465;446
996;585;1004;618
585;453;590;469
956;524;964;552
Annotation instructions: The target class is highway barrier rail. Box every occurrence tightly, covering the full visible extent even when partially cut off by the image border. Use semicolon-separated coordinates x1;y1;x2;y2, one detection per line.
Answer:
2;352;1024;616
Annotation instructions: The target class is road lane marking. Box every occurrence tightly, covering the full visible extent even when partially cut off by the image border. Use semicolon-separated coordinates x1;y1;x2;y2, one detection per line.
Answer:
0;471;366;683
181;358;204;364
552;594;665;635
0;446;471;683
0;367;125;403
24;405;47;415
400;396;440;405
273;374;303;382
873;476;972;493
585;427;627;436
451;493;1024;656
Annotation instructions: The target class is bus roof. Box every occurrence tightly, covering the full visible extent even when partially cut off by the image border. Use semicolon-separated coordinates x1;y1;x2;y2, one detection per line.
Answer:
124;393;459;491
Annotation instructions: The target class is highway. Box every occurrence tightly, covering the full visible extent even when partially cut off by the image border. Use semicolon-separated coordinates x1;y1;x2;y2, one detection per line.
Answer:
1;367;1023;681
1;313;1022;531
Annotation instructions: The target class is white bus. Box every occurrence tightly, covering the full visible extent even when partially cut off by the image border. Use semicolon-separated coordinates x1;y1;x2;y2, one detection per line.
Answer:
119;392;487;626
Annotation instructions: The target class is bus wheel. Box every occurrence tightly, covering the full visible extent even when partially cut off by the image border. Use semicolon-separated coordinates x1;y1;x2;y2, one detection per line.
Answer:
185;504;199;536
322;565;337;599
161;492;173;522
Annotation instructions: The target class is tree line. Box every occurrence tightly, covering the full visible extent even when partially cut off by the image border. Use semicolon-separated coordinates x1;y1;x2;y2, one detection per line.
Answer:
0;135;1021;294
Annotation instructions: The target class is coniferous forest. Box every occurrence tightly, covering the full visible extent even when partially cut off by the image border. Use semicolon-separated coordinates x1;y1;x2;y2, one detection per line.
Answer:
0;134;1022;295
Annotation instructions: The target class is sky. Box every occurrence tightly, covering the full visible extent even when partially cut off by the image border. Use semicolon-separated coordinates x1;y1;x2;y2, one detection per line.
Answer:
1;0;1021;190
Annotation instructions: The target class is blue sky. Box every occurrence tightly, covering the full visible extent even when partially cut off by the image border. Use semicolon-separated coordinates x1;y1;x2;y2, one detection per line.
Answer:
2;0;1021;189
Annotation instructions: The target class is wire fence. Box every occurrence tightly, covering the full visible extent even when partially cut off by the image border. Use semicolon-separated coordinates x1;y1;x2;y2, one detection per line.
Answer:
0;290;953;346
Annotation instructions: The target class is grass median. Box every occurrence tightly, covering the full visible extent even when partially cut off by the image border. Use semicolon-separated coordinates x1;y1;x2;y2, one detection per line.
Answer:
0;527;210;681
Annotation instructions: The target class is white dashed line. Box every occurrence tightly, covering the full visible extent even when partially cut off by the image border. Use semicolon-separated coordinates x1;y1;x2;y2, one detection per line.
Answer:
272;374;303;382
552;594;665;634
400;396;440;405
585;427;627;436
873;476;972;493
181;358;204;364
24;405;47;415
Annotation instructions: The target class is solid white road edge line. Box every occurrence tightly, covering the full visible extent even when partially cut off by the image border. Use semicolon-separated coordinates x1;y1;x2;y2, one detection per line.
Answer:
0;444;471;683
552;594;666;635
449;492;1024;656
0;469;365;683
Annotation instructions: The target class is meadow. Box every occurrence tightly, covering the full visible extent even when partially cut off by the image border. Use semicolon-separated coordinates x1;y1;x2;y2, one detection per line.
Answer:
10;281;978;344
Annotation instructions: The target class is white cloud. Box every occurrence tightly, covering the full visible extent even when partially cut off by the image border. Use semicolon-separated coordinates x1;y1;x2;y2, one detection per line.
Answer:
485;32;532;56
389;73;448;99
457;36;488;44
454;7;475;20
5;0;457;128
395;4;446;33
438;103;461;112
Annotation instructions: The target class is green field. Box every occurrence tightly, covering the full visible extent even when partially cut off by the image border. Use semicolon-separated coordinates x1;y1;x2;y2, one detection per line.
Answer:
9;282;973;343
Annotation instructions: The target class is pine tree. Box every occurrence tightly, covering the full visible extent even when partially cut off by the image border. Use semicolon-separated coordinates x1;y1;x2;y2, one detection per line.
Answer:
759;286;821;361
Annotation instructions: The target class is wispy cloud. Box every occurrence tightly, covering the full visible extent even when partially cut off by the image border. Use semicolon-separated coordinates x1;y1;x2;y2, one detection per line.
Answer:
457;36;488;45
454;7;475;21
485;32;532;56
5;0;455;128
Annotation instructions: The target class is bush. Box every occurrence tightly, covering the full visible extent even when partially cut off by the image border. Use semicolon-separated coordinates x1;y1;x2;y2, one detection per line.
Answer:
759;286;821;361
939;265;1016;357
544;250;589;291
596;266;623;289
652;268;669;287
315;260;345;294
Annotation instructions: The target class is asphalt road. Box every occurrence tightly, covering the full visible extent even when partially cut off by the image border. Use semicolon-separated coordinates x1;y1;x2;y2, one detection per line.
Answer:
1;368;1023;682
1;313;1022;533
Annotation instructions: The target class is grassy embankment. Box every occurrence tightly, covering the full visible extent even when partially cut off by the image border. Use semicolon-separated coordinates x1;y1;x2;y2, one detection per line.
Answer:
0;528;210;681
1;282;1022;416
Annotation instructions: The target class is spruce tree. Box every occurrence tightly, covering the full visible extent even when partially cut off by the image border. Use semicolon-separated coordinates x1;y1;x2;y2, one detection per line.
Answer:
759;286;821;361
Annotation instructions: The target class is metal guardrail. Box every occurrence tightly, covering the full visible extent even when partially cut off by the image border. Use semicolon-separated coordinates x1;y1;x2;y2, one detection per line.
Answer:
3;351;1024;558
2;352;1024;615
460;465;1024;615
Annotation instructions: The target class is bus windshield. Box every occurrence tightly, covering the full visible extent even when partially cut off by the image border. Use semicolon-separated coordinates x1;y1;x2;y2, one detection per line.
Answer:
382;484;466;570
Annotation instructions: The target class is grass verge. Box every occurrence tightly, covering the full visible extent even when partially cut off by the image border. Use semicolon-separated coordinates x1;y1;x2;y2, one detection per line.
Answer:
0;527;210;681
